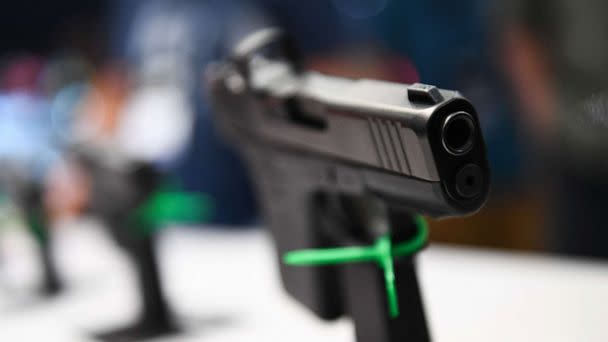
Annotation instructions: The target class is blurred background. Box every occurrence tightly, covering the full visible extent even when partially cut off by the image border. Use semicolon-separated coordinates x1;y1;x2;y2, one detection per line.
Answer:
0;0;589;254
0;0;607;340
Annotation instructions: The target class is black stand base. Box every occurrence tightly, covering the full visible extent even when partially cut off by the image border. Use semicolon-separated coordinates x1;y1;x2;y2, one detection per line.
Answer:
343;257;430;342
39;276;62;297
342;209;431;342
21;183;63;298
38;239;62;297
94;234;178;342
94;319;178;342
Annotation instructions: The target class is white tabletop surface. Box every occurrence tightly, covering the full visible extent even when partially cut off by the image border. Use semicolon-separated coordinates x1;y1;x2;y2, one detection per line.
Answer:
0;219;607;342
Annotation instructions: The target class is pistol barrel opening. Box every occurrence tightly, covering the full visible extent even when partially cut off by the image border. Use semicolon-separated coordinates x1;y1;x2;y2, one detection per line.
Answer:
442;112;475;155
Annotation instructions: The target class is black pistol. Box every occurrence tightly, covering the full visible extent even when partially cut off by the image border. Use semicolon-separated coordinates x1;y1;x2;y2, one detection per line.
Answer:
207;28;490;342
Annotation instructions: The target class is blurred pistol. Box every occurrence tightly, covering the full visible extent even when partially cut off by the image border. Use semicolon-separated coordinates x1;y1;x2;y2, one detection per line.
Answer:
207;28;490;342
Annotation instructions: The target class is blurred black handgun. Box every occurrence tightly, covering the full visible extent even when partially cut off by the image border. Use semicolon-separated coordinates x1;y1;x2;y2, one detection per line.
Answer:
207;28;490;342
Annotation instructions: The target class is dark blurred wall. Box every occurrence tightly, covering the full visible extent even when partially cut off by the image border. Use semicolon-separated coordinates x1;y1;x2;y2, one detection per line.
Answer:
0;1;106;61
501;0;608;258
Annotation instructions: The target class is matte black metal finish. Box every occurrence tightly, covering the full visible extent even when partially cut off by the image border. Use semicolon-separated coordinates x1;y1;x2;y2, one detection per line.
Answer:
208;56;489;214
207;28;490;342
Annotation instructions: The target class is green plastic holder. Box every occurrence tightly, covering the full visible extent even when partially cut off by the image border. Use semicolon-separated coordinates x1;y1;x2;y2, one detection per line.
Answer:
283;215;429;318
131;189;214;235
